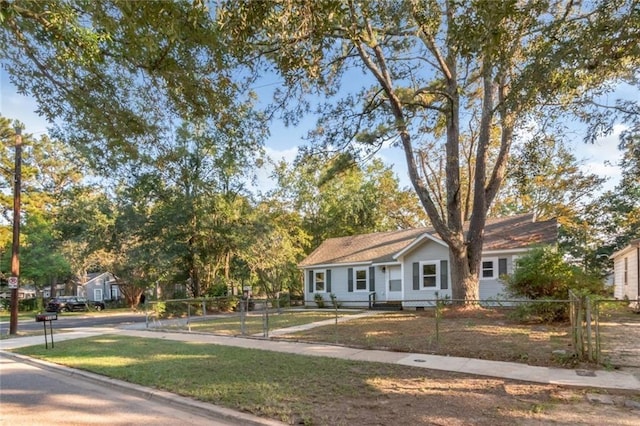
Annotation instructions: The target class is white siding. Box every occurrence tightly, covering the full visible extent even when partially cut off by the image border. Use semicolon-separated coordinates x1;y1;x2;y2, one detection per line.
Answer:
479;256;513;302
400;241;450;307
304;265;381;307
613;247;639;302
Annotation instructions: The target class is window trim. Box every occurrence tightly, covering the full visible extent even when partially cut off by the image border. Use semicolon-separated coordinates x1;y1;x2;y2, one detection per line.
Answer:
481;258;498;280
314;271;326;293
420;261;439;289
353;267;368;292
624;257;628;286
481;257;509;280
93;288;103;302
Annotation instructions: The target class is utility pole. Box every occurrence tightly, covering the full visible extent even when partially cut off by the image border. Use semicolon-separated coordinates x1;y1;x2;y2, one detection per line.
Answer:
9;125;22;335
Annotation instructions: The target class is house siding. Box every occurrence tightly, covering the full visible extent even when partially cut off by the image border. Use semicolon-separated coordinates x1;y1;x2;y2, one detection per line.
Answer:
478;256;514;302
400;241;450;307
305;266;378;307
613;245;639;302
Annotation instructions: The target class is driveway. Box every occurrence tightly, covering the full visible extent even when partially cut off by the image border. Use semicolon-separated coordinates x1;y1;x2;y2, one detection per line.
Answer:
598;310;640;378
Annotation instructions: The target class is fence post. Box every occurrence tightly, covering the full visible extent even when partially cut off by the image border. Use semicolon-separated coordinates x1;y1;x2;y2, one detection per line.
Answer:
187;301;191;332
240;298;246;335
586;297;593;362
594;299;601;364
263;298;269;338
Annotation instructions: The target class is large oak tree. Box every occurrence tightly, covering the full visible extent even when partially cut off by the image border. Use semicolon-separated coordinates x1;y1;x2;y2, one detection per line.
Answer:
218;0;639;303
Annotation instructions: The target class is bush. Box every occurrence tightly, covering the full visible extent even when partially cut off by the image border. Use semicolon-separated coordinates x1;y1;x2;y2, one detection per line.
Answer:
503;246;606;322
19;298;41;312
314;293;325;308
213;296;238;312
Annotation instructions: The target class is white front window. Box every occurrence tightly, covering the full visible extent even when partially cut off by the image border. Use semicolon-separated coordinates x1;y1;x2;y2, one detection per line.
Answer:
354;268;368;291
481;257;508;280
315;272;325;292
421;261;439;288
94;288;103;301
481;259;496;279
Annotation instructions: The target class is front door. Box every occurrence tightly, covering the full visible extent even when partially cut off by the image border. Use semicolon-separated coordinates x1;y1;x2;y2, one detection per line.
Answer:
386;265;402;301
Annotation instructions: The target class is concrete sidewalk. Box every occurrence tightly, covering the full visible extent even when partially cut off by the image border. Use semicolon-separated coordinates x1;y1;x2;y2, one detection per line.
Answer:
2;313;639;391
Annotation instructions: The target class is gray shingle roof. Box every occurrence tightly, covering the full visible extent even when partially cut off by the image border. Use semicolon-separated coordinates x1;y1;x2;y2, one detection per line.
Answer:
299;213;557;267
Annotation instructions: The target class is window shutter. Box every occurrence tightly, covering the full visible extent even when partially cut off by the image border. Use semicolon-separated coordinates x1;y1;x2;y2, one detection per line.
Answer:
369;266;375;291
326;269;332;293
308;270;314;293
440;260;448;289
413;262;419;290
348;268;353;292
498;258;507;276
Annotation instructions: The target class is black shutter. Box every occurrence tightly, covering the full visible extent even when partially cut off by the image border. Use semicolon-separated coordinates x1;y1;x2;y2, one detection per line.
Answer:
308;270;314;293
348;268;353;292
440;260;448;290
498;258;507;276
326;269;332;293
369;266;375;291
413;262;420;290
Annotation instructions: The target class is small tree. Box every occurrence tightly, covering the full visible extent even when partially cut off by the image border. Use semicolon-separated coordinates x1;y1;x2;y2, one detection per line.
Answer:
503;246;605;321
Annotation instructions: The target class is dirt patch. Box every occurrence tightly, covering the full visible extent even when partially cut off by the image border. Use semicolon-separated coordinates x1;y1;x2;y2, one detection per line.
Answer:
598;308;640;377
276;307;580;368
271;307;640;425
297;372;640;426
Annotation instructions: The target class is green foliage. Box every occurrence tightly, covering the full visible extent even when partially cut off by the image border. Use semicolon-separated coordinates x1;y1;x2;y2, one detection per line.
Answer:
217;0;638;304
18;298;41;312
153;301;167;318
503;246;606;321
212;296;238;313
314;293;325;309
207;282;229;298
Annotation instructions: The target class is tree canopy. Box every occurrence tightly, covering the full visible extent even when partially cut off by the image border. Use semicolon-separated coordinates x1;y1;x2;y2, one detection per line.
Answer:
217;0;640;302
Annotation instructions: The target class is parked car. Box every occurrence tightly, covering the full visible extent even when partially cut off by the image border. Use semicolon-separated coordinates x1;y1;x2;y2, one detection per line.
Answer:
46;296;105;312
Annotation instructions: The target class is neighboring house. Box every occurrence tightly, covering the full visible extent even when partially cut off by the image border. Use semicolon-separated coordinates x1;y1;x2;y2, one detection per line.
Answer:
77;272;120;302
611;239;640;305
299;213;557;309
0;286;36;299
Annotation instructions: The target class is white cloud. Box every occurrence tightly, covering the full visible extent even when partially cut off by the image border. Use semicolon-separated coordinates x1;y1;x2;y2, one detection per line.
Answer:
578;125;625;191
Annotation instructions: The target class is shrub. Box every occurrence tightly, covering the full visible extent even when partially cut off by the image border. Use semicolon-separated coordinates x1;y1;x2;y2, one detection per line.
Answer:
503;246;606;322
314;293;325;308
19;298;40;312
214;296;238;312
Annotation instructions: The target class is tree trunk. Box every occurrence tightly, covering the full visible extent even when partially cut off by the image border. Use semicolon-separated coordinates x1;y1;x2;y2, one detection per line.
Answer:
449;245;479;304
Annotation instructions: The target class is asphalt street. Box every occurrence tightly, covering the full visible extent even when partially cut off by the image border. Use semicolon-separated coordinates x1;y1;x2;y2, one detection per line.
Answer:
0;312;146;335
0;353;239;426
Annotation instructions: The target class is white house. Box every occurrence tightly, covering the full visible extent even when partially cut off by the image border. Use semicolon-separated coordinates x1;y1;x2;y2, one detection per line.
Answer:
611;239;640;305
299;213;557;308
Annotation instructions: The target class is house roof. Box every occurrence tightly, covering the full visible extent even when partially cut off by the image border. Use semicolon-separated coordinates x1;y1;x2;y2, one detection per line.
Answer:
299;213;557;268
611;238;640;260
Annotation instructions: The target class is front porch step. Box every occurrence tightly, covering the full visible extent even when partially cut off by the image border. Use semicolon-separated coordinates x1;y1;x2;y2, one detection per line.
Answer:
371;301;403;311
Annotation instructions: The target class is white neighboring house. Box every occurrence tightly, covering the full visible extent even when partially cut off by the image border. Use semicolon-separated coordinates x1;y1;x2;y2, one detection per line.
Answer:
299;213;558;309
611;239;640;305
77;272;120;302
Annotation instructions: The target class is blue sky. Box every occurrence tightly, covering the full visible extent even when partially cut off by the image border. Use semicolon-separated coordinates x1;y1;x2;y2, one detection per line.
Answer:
0;66;626;196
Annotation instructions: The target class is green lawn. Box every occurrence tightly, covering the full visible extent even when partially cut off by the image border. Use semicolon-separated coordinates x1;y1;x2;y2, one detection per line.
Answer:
13;334;423;424
161;310;355;335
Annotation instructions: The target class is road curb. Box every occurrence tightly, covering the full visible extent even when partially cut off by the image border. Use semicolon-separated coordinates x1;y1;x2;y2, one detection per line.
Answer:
0;350;285;426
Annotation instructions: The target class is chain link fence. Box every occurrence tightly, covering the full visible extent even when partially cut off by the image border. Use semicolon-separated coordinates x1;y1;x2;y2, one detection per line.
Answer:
141;294;638;369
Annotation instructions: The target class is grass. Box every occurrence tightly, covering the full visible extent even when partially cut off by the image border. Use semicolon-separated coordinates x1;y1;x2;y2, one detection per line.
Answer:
161;310;355;335
10;307;640;425
12;334;639;425
12;334;431;424
275;309;575;367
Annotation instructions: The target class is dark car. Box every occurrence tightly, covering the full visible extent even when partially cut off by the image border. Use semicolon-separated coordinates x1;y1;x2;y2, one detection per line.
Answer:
46;296;104;312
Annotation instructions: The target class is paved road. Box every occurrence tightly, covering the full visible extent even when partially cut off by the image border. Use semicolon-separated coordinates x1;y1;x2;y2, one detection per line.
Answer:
0;312;146;335
0;354;238;426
